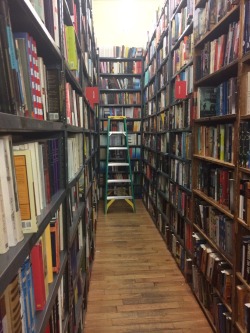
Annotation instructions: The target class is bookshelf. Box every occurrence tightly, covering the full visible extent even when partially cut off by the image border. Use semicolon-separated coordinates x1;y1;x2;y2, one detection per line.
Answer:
142;0;193;270
0;0;98;332
142;0;250;332
98;53;143;199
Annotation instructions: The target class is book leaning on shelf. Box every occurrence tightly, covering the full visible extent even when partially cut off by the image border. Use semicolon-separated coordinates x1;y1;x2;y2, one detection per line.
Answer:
0;136;23;253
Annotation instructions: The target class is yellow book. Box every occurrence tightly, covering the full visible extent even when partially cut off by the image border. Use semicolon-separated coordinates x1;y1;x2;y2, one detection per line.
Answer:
42;224;54;284
65;25;78;70
13;150;38;233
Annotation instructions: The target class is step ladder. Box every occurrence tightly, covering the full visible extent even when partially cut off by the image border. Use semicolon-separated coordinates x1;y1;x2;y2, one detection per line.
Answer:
104;116;135;214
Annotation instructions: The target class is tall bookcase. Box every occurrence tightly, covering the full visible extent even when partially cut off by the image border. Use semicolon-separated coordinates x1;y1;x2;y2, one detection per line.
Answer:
98;54;143;199
142;0;250;332
142;0;193;265
0;0;99;331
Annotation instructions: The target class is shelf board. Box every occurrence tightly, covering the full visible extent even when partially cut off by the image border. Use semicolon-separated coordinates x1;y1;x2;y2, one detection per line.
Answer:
0;113;64;132
193;189;234;219
239;166;250;175
195;59;238;86
193;154;235;168
194;114;237;123
0;189;66;295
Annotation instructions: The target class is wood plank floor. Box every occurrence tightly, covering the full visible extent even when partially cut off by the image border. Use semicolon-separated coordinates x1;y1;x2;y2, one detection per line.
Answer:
84;200;213;333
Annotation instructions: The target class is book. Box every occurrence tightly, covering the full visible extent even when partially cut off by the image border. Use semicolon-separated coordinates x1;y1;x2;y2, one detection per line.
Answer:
0;176;9;254
4;275;22;333
46;66;61;121
197;86;217;118
13;149;38;233
65;25;78;71
0;136;23;246
31;239;47;311
50;212;60;273
43;223;54;284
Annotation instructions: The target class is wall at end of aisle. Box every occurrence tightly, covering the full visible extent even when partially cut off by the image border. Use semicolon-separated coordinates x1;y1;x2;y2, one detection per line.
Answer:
92;0;163;49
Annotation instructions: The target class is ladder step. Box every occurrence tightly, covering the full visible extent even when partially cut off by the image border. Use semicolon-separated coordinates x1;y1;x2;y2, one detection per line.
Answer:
107;196;133;200
108;179;131;183
109;147;128;150
109;131;126;135
108;162;129;166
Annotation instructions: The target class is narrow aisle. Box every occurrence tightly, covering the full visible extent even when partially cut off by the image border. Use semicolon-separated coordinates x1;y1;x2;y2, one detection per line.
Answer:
84;200;213;333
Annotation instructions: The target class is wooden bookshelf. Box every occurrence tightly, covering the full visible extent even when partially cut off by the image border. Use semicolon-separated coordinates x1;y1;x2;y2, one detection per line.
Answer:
142;0;250;332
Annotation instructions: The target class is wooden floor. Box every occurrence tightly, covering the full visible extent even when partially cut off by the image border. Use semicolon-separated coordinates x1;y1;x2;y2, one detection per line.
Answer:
84;200;213;333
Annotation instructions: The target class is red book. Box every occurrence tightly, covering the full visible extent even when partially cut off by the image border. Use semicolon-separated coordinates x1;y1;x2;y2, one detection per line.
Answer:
85;86;99;108
31;239;46;311
175;80;187;99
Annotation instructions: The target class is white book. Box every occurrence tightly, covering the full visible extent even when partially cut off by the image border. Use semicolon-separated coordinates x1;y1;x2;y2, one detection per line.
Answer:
0;177;9;254
0;137;23;246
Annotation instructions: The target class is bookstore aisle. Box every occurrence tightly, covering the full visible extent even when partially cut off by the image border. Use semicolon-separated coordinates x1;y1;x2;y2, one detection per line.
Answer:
84;200;212;333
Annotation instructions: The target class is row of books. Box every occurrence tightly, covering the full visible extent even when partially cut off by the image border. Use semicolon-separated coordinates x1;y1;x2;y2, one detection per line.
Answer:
143;133;159;151
99;77;141;90
169;206;185;240
100;92;141;105
197;163;234;211
143;150;157;169
239;179;250;225
239;121;250;168
144;99;157;117
169;0;193;20
0;208;63;332
237;284;250;331
196;123;234;163
194;0;238;43
157;34;169;66
157;133;169;153
192;232;232;303
196;21;239;80
158;63;169;91
99;60;142;74
67;134;84;181
144;81;157;101
169;99;193;130
144;58;157;86
170;158;192;189
99;106;141;119
172;64;194;99
169;183;192;217
196;78;237;118
192;268;232;332
172;34;193;75
171;6;192;46
98;46;144;58
143;115;157;132
0;136;62;254
65;82;88;127
170;131;192;160
195;198;233;256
